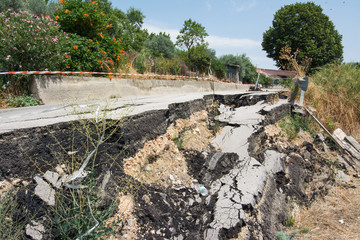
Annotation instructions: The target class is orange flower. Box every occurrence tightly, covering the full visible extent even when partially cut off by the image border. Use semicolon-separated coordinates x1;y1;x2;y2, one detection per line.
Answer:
55;15;59;20
65;55;69;59
98;60;102;63
74;19;78;21
59;0;63;4
73;46;78;49
89;39;93;43
99;33;103;38
116;56;120;60
64;9;69;14
96;41;99;44
113;37;116;41
101;12;104;16
127;62;131;66
91;1;96;4
84;14;89;17
66;65;70;68
120;50;125;54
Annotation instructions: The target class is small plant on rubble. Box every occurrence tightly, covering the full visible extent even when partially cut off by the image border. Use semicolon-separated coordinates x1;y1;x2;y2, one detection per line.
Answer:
47;105;129;239
279;114;315;140
17;103;136;239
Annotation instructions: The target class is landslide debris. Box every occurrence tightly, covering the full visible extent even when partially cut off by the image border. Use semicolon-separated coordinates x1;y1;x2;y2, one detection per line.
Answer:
0;91;358;240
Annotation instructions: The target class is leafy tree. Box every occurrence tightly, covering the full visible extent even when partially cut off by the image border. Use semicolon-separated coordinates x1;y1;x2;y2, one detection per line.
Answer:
211;58;226;79
262;2;343;71
176;19;208;67
191;43;214;73
107;7;148;52
145;33;175;58
219;54;257;83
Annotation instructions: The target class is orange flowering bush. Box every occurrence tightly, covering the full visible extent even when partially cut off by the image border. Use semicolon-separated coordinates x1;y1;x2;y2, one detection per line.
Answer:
54;0;127;72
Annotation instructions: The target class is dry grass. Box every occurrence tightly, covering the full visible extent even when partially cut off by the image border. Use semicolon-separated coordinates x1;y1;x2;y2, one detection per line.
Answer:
305;64;360;141
294;176;360;240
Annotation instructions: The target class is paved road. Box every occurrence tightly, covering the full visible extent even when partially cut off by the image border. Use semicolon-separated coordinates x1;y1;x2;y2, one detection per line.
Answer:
0;89;280;134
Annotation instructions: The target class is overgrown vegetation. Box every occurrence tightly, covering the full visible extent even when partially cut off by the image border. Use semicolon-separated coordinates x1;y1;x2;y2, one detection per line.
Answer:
7;94;39;107
306;63;360;140
279;114;315;140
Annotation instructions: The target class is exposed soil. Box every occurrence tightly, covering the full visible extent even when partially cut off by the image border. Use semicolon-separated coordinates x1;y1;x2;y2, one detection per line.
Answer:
0;91;359;240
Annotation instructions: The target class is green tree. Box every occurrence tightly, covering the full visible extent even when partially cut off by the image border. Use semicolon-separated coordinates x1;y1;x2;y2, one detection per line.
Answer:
219;54;257;83
262;2;343;72
107;7;148;52
145;33;175;58
176;19;208;68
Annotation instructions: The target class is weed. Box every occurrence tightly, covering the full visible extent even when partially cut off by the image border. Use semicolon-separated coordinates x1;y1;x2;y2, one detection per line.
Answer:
7;94;39;107
50;172;118;239
0;190;27;240
173;128;186;150
286;215;296;228
279;114;316;140
276;231;296;240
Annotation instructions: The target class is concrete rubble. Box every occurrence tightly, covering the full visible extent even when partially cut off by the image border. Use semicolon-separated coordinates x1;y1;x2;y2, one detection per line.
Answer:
203;99;288;239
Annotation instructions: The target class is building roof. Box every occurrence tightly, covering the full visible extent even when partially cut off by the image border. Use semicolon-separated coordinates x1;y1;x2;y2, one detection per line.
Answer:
256;68;297;78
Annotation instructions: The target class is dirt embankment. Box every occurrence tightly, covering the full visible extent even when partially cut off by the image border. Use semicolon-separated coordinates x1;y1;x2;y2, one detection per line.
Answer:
0;91;359;240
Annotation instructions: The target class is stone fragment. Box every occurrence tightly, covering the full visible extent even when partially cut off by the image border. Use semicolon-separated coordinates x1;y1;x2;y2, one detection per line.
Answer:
25;220;45;240
336;170;350;183
34;176;55;206
43;170;61;189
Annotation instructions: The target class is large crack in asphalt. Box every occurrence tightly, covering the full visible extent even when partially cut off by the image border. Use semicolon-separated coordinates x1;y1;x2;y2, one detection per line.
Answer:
1;90;326;240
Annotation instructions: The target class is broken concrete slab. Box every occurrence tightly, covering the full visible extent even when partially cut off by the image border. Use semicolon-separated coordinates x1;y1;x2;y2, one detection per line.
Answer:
43;170;62;189
34;176;55;206
26;220;45;240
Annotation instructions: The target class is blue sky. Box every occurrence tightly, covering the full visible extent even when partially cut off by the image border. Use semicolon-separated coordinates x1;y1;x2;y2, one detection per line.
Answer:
110;0;360;69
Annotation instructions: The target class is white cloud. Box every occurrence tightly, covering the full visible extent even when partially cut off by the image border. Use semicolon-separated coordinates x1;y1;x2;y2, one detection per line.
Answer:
143;22;276;69
143;23;179;43
229;0;258;12
206;35;260;49
205;1;212;11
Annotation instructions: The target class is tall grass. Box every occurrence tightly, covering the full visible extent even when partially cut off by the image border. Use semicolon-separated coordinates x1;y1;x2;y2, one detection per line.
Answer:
306;63;360;140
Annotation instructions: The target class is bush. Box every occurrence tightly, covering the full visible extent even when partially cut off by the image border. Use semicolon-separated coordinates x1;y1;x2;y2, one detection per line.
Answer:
0;9;67;93
7;94;39;107
0;10;67;71
55;0;126;72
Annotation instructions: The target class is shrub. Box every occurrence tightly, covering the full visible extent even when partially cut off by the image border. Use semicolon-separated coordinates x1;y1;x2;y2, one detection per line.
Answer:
55;0;126;72
0;9;67;93
7;94;39;107
0;10;67;71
